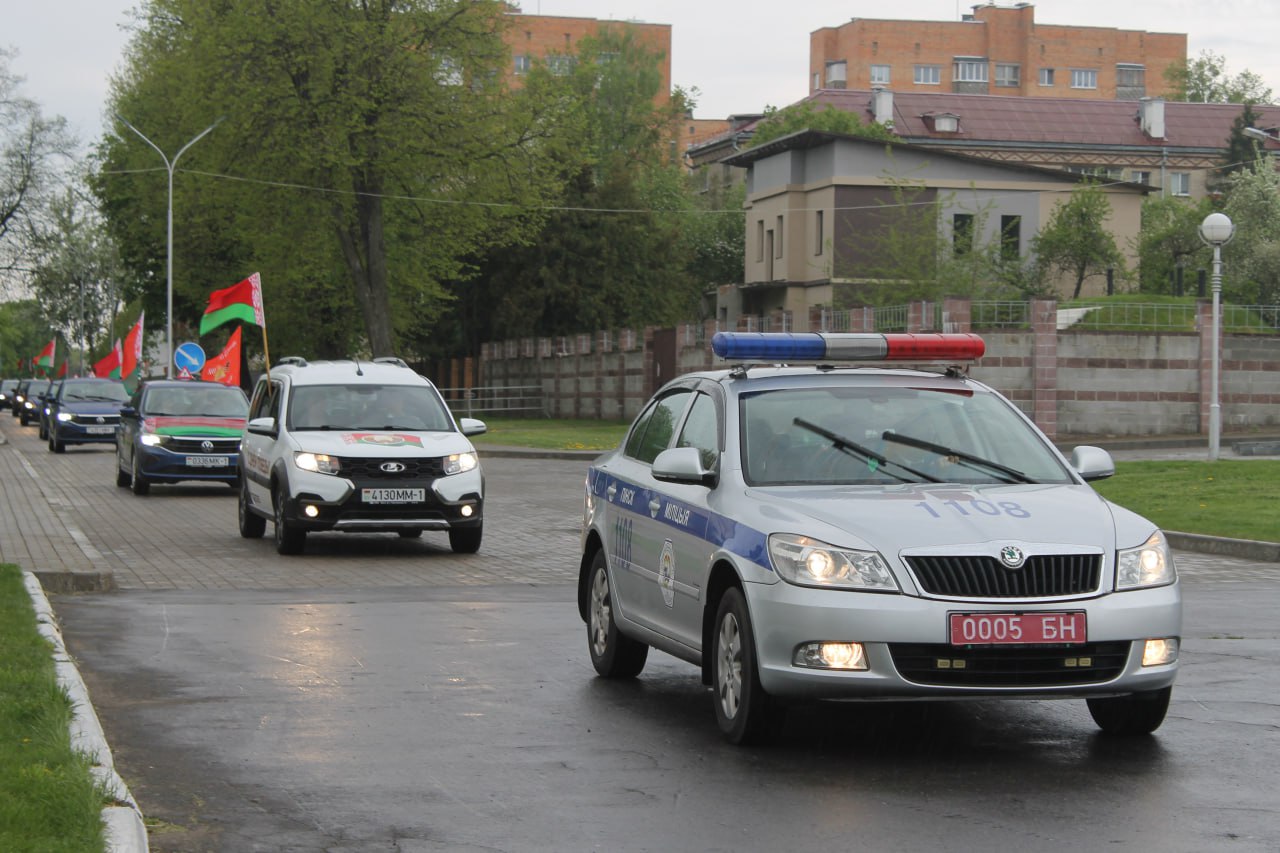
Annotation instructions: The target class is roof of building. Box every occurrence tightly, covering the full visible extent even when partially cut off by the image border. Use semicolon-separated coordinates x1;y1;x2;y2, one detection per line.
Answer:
691;89;1280;156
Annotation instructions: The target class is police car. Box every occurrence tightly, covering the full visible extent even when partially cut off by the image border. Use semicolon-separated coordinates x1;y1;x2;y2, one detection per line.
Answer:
237;357;485;555
578;332;1180;744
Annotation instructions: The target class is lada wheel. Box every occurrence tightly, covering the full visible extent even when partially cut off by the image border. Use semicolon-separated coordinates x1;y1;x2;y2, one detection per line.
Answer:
448;523;483;554
130;452;150;496
587;550;647;678
712;587;778;745
238;479;266;539
273;488;306;555
115;444;131;488
1087;686;1171;735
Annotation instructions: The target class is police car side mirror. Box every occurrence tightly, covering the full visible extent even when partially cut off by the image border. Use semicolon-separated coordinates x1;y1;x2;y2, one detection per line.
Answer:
652;447;717;488
247;416;278;437
1070;445;1115;482
458;417;487;437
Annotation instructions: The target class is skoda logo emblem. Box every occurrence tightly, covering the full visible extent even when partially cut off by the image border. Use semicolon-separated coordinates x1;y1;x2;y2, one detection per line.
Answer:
999;545;1026;569
201;440;214;452
380;461;406;473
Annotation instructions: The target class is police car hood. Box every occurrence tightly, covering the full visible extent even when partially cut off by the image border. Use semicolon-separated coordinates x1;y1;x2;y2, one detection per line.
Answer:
745;482;1153;554
289;429;473;456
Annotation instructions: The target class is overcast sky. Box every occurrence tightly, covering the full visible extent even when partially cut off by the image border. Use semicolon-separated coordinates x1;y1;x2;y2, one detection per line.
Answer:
6;0;1280;147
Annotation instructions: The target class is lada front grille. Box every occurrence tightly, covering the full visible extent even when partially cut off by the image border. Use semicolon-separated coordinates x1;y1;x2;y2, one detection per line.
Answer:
904;554;1101;598
336;456;445;480
164;436;242;454
889;641;1130;687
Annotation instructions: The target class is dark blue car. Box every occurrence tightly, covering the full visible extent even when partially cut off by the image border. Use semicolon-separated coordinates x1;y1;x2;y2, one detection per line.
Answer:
46;378;131;453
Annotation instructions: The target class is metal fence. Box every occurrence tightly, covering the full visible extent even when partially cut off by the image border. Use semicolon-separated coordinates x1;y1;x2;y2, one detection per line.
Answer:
438;385;545;418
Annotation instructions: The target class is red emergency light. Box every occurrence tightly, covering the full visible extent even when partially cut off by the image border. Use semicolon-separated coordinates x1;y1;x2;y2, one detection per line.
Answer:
711;332;985;363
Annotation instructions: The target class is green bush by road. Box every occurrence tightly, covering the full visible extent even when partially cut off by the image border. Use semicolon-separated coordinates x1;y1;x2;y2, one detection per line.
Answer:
470;418;628;452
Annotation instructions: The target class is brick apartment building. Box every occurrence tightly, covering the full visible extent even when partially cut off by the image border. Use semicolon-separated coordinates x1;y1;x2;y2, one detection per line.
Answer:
811;3;1185;102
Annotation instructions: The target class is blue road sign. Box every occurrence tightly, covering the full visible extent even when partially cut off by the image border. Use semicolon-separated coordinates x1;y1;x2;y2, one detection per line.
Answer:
174;342;207;375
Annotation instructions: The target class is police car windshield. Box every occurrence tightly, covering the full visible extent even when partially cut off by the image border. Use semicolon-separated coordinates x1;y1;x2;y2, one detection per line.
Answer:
740;384;1073;486
289;384;452;432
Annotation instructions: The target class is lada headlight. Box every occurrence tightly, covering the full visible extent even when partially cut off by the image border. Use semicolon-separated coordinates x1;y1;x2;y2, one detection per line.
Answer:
768;534;898;591
295;451;341;475
443;452;478;475
1116;530;1176;590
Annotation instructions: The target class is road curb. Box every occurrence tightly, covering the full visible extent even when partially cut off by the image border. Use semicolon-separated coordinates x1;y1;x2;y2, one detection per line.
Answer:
1165;531;1280;563
23;573;149;853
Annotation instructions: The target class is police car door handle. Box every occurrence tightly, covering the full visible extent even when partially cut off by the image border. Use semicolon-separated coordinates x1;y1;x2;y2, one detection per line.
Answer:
607;483;617;499
648;497;662;514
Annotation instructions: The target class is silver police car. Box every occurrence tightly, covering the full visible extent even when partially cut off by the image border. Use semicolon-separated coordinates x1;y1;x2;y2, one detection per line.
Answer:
578;332;1180;744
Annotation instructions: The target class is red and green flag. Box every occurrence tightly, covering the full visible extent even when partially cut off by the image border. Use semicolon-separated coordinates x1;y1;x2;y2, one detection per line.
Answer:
200;272;265;335
94;340;123;379
122;312;144;381
34;338;56;375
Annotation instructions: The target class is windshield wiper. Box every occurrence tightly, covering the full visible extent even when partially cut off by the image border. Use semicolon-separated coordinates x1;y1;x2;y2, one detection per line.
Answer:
793;418;939;484
881;432;1033;483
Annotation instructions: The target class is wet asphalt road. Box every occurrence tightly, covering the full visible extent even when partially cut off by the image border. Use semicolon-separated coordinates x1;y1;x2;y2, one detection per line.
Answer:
2;420;1277;852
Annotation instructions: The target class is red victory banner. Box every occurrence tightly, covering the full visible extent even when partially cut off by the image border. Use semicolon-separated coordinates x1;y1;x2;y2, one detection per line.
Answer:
201;326;242;387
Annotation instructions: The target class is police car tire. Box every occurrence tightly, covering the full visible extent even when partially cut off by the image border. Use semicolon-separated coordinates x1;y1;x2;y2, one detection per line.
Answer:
712;587;778;745
1087;686;1171;735
587;550;647;679
448;524;482;554
130;453;150;496
238;480;266;539
273;488;306;555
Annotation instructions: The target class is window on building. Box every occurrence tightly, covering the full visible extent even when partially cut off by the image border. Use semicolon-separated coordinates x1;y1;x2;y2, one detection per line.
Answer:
995;63;1020;87
1000;215;1021;261
870;64;891;85
1039;67;1055;86
776;215;784;258
1116;64;1145;89
813;72;820;90
825;60;848;88
953;59;988;83
1131;170;1152;185
914;65;941;85
1070;69;1098;89
547;55;576;76
513;55;531;75
953;213;974;256
756;220;764;262
815;210;824;255
435;54;462;86
1170;172;1191;196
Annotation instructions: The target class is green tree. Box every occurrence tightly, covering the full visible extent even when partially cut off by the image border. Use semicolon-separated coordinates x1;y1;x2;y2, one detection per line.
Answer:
1136;194;1214;294
1222;155;1280;305
1164;50;1274;104
94;0;567;361
0;299;53;375
749;101;895;148
1032;183;1126;299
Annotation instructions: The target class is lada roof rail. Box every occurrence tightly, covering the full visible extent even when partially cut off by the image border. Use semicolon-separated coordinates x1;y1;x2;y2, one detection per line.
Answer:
275;356;309;367
372;356;410;368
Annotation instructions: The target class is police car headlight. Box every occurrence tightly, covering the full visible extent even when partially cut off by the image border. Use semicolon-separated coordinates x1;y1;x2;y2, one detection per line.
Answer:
768;534;898;591
443;452;478;476
294;452;341;475
1116;531;1176;590
140;433;164;447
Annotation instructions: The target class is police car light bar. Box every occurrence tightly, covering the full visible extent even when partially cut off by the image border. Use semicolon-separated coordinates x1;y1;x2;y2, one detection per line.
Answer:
711;332;985;362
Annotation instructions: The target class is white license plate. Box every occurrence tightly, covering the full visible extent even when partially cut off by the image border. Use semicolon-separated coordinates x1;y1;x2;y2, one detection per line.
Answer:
186;456;230;468
86;426;115;435
362;488;425;504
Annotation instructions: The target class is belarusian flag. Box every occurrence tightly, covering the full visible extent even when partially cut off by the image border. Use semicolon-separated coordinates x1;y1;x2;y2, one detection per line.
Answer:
200;272;265;335
94;340;123;378
122;312;145;379
201;326;241;387
34;338;56;374
56;360;68;378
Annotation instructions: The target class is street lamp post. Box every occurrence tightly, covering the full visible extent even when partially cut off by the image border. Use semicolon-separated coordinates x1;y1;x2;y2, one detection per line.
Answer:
113;116;225;378
1198;212;1235;461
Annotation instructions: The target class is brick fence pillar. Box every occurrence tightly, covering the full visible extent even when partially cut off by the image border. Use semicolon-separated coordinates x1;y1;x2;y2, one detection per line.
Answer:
908;301;925;332
1030;298;1058;439
1197;301;1213;434
942;298;972;333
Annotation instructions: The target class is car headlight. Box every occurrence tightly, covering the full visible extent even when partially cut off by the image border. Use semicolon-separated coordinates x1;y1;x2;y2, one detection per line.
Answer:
56;412;73;422
443;452;478;475
768;534;899;591
139;433;164;446
295;452;341;475
1116;531;1176;590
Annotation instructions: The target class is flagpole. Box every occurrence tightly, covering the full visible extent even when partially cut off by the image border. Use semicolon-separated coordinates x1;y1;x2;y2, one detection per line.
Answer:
262;325;271;382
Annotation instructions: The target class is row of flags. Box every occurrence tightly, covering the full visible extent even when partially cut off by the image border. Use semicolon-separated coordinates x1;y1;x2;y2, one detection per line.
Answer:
20;272;267;390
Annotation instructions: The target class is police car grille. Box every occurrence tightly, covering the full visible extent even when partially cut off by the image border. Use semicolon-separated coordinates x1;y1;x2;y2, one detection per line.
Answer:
165;436;241;453
889;641;1130;687
336;456;444;480
904;554;1101;598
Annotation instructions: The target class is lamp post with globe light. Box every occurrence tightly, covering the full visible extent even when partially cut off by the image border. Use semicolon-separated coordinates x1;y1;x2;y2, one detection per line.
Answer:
1198;212;1235;461
113;115;225;378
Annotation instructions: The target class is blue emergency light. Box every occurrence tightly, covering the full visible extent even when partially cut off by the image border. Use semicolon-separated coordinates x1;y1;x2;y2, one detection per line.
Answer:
711;332;985;362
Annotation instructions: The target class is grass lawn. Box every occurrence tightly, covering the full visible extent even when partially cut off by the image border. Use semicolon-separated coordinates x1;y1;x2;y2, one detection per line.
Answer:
1094;460;1280;543
0;564;107;853
470;417;629;451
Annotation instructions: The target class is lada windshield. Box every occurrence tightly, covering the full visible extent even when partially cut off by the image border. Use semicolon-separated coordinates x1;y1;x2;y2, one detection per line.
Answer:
61;380;129;402
740;383;1073;486
289;384;452;432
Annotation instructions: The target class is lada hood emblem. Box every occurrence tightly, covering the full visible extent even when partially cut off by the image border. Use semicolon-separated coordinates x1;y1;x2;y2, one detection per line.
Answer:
380;461;406;473
999;545;1026;569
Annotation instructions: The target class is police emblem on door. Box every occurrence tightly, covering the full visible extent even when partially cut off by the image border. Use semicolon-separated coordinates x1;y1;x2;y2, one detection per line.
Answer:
659;539;676;608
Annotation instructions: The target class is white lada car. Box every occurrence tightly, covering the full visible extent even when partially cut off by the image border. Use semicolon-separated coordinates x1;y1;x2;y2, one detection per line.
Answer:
238;357;485;555
578;332;1180;744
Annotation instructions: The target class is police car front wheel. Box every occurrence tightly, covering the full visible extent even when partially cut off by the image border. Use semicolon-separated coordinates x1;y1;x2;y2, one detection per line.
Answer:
1087;686;1172;735
587;550;647;678
712;587;780;745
